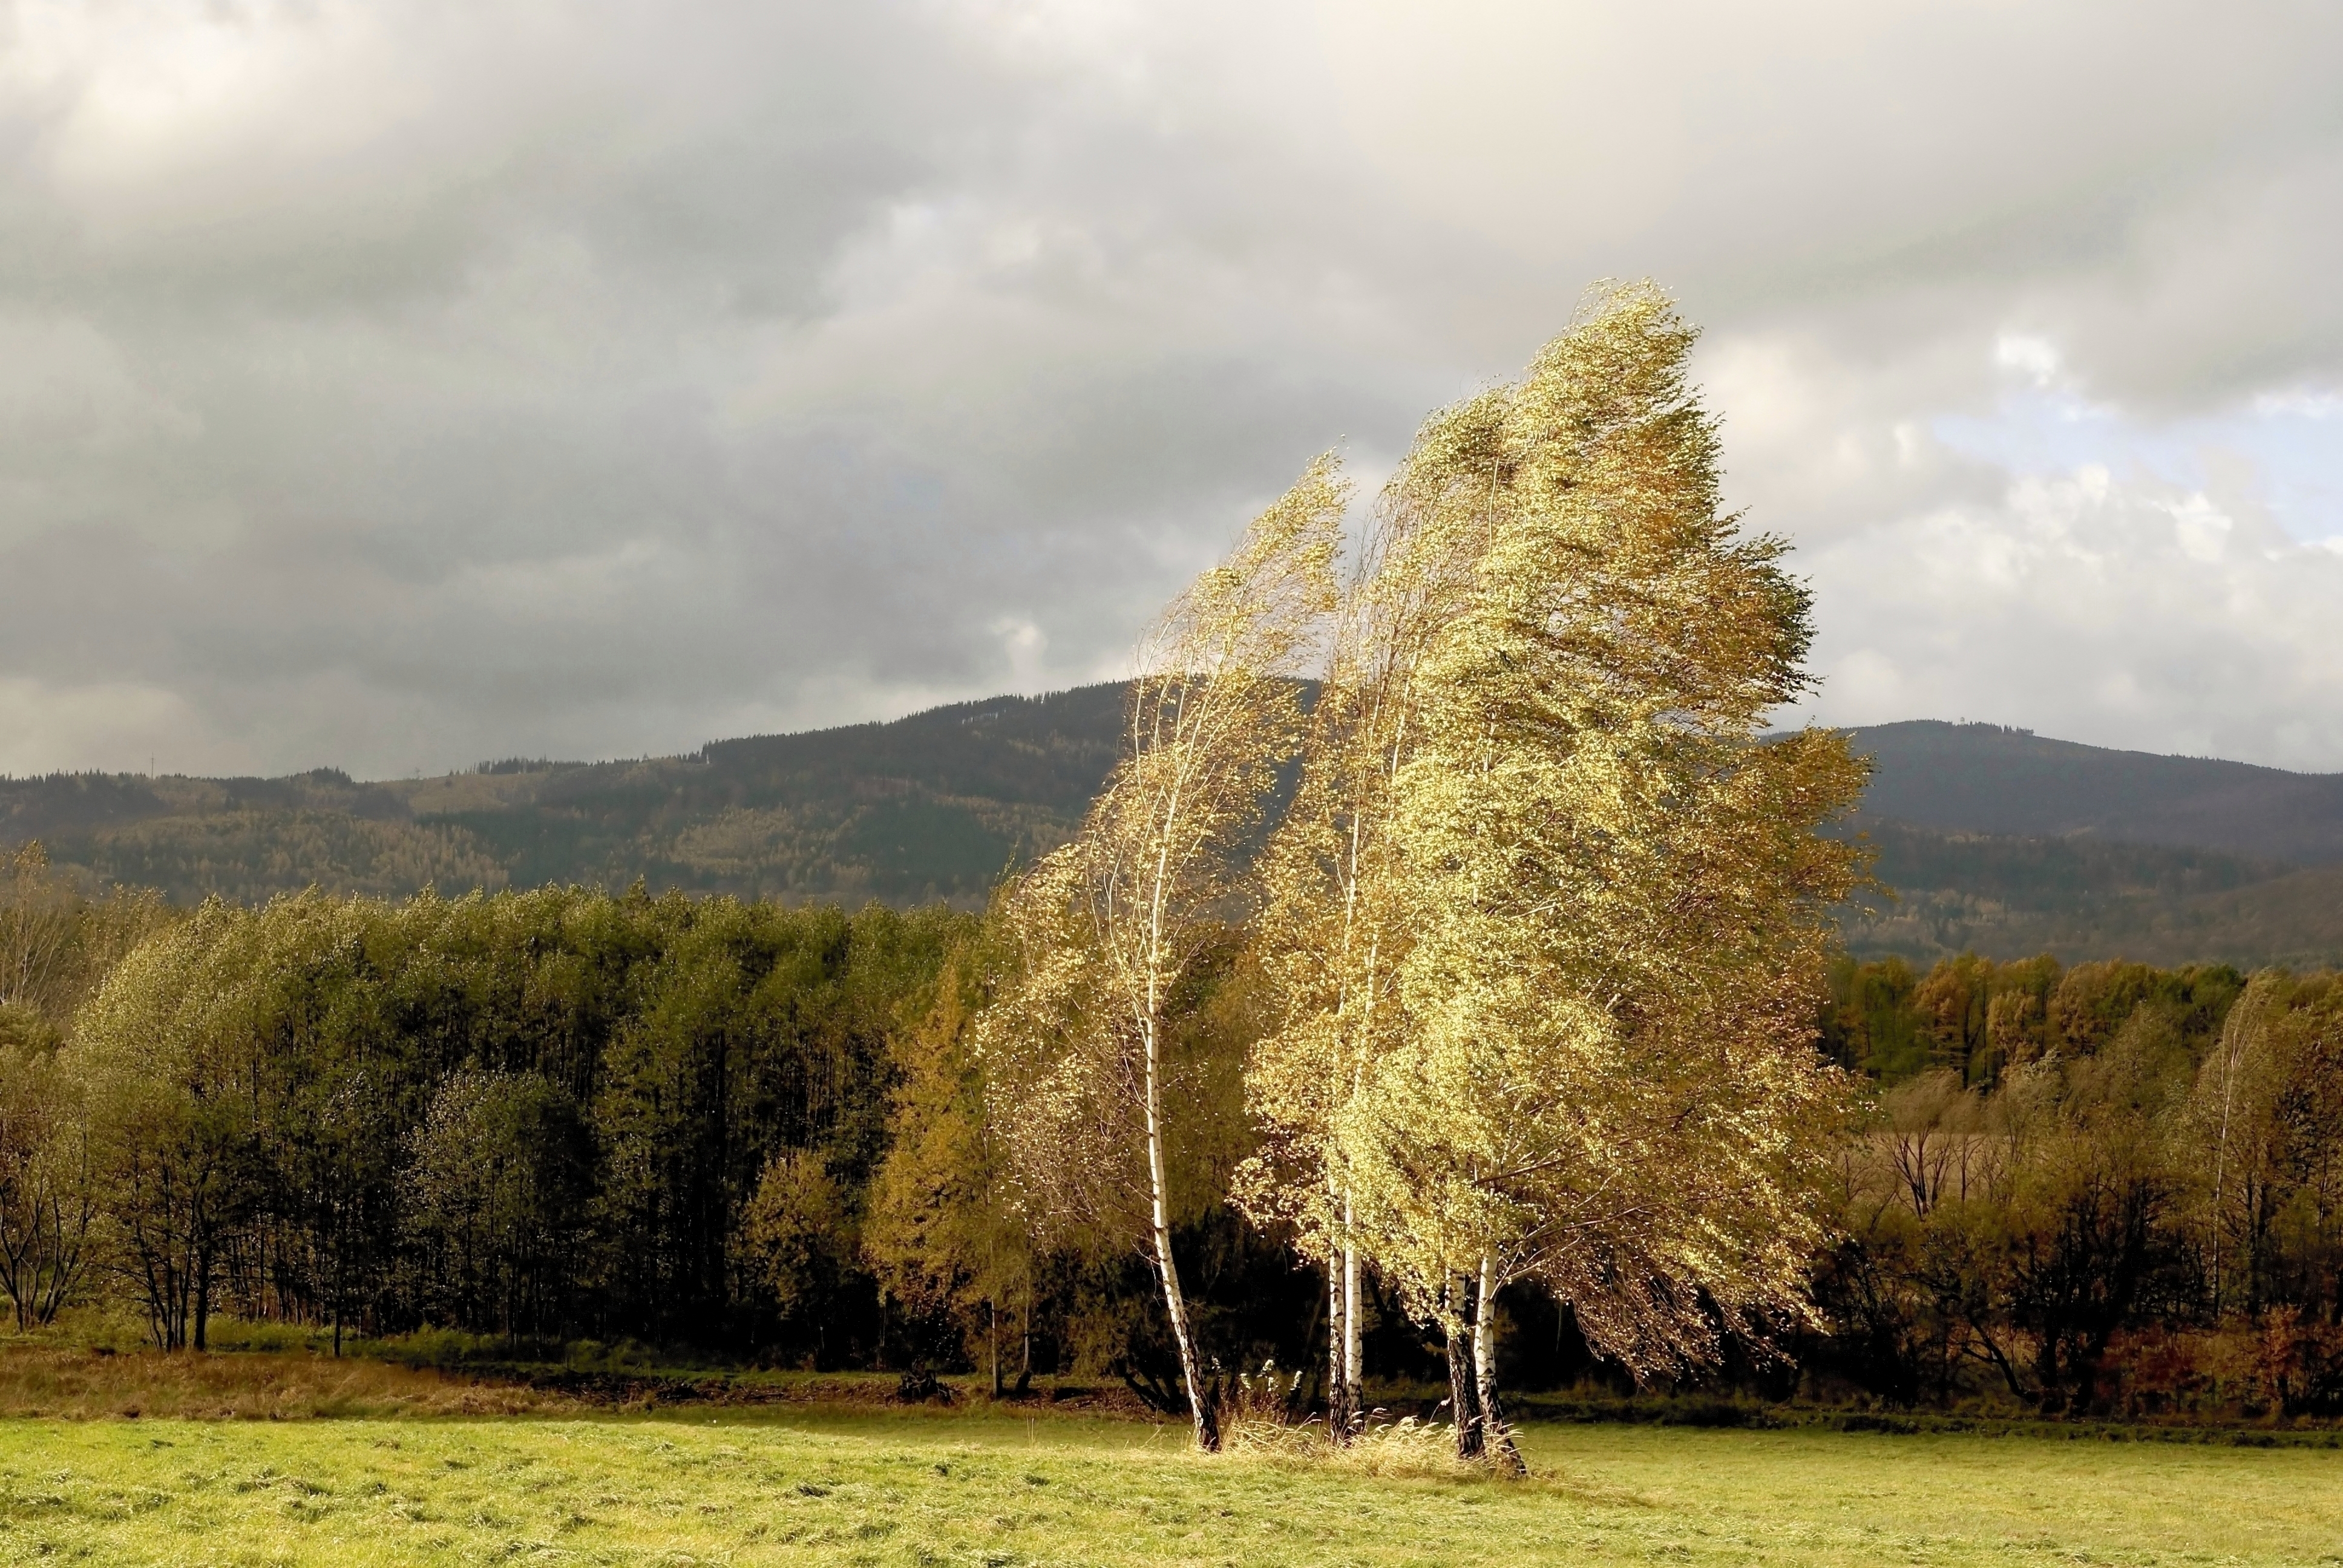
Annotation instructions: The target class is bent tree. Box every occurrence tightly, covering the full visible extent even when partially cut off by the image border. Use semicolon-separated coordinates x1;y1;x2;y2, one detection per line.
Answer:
980;460;1343;1451
1310;283;1867;1463
1237;449;1490;1442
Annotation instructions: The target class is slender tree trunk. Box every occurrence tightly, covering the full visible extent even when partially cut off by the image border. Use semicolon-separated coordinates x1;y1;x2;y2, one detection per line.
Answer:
1326;1249;1353;1443
1475;1250;1524;1472
1446;1274;1484;1461
989;1299;1003;1398
1343;1233;1362;1391
1015;1281;1034;1397
1322;1158;1348;1439
1331;1194;1363;1442
1144;1016;1218;1451
193;1249;212;1353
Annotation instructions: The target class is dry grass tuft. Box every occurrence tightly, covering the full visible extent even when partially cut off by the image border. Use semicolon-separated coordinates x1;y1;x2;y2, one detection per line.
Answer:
1223;1408;1522;1479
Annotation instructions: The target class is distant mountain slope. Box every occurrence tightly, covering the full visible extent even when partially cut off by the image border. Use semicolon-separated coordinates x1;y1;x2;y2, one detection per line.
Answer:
5;699;2339;966
405;684;1129;903
1835;818;2343;969
1844;720;2343;863
1;685;1129;908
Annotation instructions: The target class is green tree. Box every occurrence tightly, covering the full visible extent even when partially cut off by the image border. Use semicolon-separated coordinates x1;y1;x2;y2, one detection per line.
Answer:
70;901;267;1350
0;1005;98;1329
406;1067;597;1341
739;1149;856;1359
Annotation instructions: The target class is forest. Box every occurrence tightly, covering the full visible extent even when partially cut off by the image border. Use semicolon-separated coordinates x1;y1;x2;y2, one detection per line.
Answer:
7;847;2339;1435
2;286;2339;1466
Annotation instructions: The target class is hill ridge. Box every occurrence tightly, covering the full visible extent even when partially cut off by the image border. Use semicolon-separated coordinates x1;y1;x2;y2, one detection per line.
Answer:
5;692;2341;967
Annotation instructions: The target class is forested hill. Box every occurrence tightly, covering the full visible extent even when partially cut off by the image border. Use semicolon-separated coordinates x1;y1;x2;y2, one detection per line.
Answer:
1833;721;2343;969
1844;720;2343;863
4;695;2341;967
0;685;1129;909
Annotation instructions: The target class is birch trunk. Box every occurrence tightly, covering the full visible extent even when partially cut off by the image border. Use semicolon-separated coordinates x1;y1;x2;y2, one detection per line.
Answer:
1144;1013;1219;1451
1343;1235;1362;1387
1475;1250;1524;1472
1445;1274;1485;1460
983;460;1340;1457
1326;1248;1352;1442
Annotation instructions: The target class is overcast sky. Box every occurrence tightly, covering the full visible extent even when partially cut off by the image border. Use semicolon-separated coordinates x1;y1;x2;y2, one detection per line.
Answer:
3;1;2339;780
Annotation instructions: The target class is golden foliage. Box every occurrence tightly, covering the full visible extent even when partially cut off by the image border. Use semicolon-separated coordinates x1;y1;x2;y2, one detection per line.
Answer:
1248;283;1867;1375
979;457;1345;1447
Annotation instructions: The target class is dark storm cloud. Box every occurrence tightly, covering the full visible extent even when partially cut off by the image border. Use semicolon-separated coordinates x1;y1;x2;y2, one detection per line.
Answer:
1;1;2339;776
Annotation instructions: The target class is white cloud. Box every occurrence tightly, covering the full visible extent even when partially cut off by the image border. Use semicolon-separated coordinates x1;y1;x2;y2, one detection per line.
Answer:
2252;390;2343;420
1994;333;2063;389
1791;465;2343;770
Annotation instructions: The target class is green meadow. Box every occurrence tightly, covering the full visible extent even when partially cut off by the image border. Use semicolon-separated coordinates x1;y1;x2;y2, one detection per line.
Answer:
1;1409;2337;1567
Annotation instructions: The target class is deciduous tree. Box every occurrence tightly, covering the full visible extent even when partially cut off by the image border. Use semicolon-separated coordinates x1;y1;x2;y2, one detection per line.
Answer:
0;1006;98;1330
980;460;1343;1451
1321;284;1866;1461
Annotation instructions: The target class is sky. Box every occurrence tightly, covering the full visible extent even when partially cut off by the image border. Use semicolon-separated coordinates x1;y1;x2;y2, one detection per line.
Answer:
2;0;2340;780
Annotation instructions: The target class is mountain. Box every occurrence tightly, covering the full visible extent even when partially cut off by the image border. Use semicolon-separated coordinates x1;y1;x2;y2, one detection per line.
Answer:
1829;721;2343;967
1843;720;2343;863
5;698;2339;967
1;687;1127;909
1837;817;2343;970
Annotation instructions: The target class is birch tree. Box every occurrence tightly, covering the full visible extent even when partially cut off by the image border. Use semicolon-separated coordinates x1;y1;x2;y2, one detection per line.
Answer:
980;459;1343;1451
1237;455;1490;1440
1288;284;1864;1462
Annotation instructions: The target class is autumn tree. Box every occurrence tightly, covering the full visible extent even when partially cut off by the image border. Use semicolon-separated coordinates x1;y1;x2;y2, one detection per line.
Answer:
979;460;1345;1451
1298;284;1866;1462
0;844;73;1017
863;942;1034;1393
2183;971;2343;1322
0;843;170;1026
1237;432;1492;1442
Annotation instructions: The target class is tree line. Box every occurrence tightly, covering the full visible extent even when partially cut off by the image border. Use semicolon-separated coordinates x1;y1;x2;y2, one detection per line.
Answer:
7;860;2335;1420
0;867;965;1356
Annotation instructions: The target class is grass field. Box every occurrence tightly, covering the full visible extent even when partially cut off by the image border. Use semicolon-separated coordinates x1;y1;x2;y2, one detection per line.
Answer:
1;1406;2339;1567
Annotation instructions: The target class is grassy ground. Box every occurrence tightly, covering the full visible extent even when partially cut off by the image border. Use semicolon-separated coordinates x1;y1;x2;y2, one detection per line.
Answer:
0;1407;2338;1566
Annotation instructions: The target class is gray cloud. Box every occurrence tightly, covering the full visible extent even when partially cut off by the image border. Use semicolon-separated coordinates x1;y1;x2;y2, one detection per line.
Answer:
1;0;2339;777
